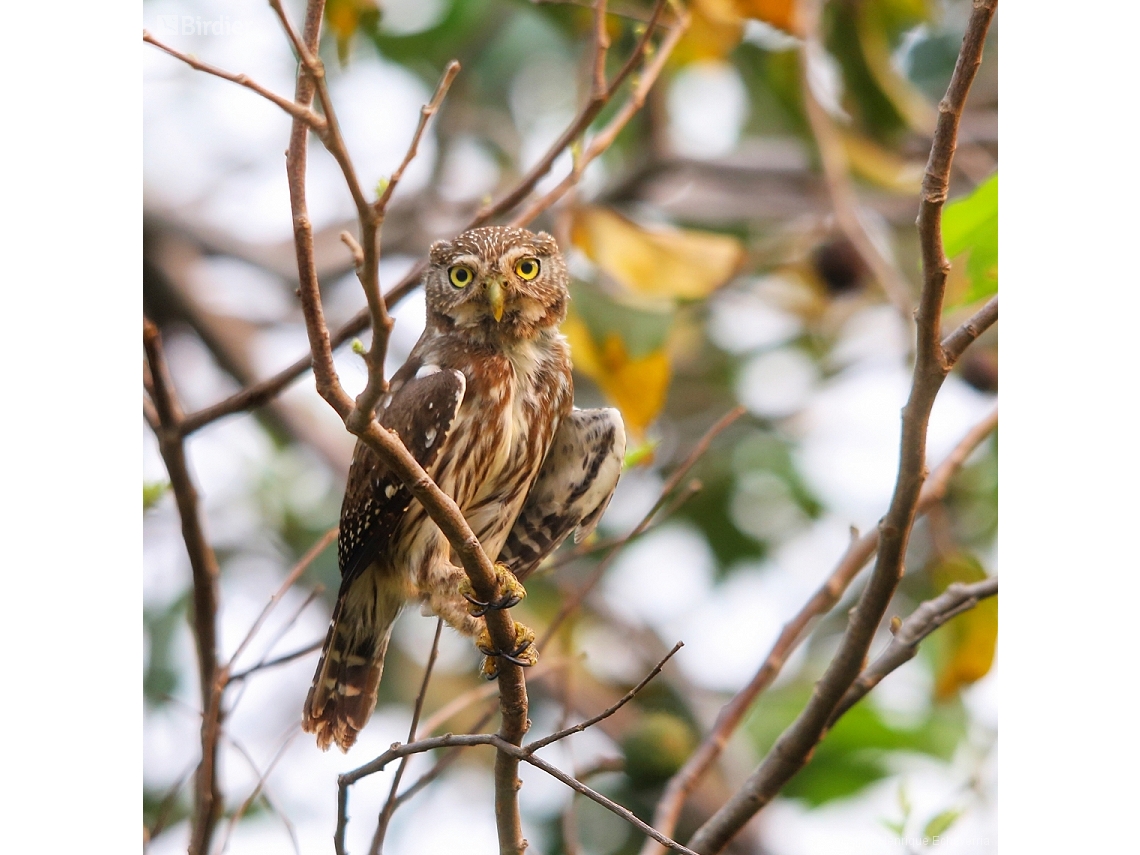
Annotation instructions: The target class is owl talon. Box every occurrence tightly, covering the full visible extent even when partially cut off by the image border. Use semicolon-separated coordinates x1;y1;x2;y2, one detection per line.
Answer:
460;564;527;617
476;621;538;679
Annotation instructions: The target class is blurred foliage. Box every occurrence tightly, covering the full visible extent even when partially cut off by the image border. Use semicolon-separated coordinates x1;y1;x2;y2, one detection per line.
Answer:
746;682;967;806
143;479;170;511
143;592;189;706
325;0;381;64
622;711;698;784
927;553;998;699
945;430;998;548
572;207;745;301
943;172;999;308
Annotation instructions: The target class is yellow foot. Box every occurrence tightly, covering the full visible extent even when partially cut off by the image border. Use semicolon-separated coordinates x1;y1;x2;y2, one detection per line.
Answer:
476;621;539;680
459;563;527;617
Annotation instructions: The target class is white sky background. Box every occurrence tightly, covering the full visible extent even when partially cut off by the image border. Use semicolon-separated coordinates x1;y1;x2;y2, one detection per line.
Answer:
7;2;1138;854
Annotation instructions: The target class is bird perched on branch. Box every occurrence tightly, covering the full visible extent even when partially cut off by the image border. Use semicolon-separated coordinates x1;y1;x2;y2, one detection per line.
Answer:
303;226;626;752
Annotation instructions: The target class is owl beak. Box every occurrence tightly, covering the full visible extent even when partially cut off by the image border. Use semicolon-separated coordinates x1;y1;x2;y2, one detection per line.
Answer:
486;279;506;322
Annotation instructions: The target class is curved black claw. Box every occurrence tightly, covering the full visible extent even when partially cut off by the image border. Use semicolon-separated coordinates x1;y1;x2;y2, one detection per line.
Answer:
459;564;526;617
477;622;539;680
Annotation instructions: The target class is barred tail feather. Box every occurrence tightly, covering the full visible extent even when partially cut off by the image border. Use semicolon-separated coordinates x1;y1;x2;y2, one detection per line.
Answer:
302;582;400;752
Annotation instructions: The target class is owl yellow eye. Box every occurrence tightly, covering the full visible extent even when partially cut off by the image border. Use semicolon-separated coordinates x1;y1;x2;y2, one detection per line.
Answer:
448;265;474;288
514;257;540;280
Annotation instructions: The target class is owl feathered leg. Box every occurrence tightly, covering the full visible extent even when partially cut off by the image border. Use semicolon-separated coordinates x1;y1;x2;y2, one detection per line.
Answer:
420;562;485;637
302;570;405;752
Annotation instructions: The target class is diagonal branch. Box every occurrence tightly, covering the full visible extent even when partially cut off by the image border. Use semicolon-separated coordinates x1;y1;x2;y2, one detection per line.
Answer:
142;31;327;130
686;4;998;851
509;4;691;227
540;406;744;648
827;577;998;726
369;620;444;855
473;0;668;227
942;295;998;365
642;405;997;854
525;642;683;753
338;732;699;855
376;62;461;214
225;525;337;676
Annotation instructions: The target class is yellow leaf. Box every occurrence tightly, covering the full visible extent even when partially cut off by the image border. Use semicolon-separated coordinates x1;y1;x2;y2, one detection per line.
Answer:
928;555;998;700
563;312;671;439
571;207;745;301
324;0;379;65
673;0;746;64
840;130;925;193
733;0;801;35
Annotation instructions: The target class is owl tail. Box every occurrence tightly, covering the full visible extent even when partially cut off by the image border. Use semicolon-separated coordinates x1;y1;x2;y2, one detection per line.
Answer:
302;587;400;752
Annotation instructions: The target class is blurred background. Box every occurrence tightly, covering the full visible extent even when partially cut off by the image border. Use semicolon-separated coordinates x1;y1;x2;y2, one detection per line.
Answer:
143;0;998;853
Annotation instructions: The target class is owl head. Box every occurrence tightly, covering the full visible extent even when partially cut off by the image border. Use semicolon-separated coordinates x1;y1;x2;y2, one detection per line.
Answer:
425;226;569;341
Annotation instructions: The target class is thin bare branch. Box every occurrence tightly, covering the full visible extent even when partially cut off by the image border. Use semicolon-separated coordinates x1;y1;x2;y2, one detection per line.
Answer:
526;642;682;753
643;405;997;854
394;703;500;812
541;406;744;647
339;732;699;855
143;318;223;855
142;31;326;130
591;0;612;100
376;61;461;213
354;59;462;424
370;620;444;855
226;526;337;673
218;725;303;855
510;5;691;226
942;295;998;365
686;4;998;850
227;638;323;684
515;747;698;855
828;578;998;725
475;0;668;226
374;660;574;831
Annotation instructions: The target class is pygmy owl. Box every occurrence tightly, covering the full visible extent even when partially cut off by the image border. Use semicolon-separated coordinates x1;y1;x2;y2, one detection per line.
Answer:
303;226;626;752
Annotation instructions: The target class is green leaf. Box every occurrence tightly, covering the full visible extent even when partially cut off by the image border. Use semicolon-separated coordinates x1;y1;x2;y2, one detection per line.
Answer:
144;481;170;511
943;173;998;307
896;780;912;821
621;712;696;785
880;818;906;837
144;594;190;705
744;684;967;806
923;807;963;839
623;438;660;469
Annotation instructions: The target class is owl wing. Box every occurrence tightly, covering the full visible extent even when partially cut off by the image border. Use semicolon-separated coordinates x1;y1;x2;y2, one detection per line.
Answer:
337;364;467;589
498;407;626;581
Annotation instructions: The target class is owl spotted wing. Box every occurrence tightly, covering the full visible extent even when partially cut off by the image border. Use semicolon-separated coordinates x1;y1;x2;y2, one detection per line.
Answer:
337;366;467;588
499;408;626;581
